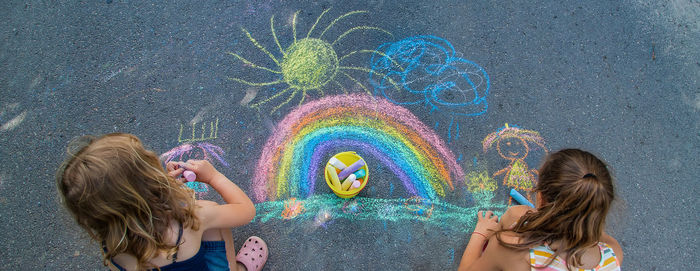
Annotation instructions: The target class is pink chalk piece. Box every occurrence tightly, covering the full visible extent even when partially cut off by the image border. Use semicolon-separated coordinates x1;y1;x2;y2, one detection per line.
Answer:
351;180;361;189
337;159;366;180
183;170;197;182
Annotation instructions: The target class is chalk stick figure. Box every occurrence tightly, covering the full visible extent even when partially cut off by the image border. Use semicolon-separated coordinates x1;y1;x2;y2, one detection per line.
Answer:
483;124;547;204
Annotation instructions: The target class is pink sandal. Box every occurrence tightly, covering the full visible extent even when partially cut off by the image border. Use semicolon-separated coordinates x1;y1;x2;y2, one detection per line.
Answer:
236;236;268;271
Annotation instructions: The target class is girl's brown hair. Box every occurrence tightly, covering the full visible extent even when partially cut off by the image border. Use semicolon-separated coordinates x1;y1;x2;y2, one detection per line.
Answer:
496;149;615;269
56;133;199;270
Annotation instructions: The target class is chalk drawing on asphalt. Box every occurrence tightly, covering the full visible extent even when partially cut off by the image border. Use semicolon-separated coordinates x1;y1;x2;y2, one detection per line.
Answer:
482;123;547;204
161;118;229;197
369;35;490;142
228;9;393;113
249;94;506;231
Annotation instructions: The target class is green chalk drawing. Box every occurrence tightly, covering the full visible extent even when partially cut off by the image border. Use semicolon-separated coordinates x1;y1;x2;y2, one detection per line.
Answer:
465;170;497;193
280;38;338;90
227;9;393;113
253;194;506;232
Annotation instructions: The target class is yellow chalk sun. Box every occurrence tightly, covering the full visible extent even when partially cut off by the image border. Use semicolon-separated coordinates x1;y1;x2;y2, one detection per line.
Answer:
228;9;393;112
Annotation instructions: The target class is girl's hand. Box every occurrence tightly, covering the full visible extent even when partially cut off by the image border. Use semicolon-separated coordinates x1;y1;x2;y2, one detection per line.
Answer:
474;211;499;239
166;161;186;183
180;160;222;184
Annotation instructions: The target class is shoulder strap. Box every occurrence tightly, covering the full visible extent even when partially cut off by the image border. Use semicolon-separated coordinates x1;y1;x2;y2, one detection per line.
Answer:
102;241;127;271
597;242;621;269
530;245;568;270
171;222;184;263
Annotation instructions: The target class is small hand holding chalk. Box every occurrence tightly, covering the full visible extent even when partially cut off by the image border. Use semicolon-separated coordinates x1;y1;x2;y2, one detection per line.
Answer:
166;161;185;180
167;161;197;183
179;160;220;184
182;169;196;182
474;211;499;239
176;162;197;182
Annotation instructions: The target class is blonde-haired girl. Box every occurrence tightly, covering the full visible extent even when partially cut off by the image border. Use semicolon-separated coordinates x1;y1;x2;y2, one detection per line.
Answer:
57;133;267;271
459;149;623;270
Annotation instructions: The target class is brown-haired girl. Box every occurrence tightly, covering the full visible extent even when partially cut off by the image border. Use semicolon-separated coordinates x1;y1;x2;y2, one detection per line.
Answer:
458;149;623;270
57;133;268;271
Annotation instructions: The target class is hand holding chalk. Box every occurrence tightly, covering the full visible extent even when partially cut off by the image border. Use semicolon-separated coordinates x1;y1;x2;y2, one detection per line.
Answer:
174;162;197;182
170;160;224;184
183;170;196;182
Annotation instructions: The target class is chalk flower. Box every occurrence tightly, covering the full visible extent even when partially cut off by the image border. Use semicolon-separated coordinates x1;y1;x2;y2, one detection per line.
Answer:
465;170;497;193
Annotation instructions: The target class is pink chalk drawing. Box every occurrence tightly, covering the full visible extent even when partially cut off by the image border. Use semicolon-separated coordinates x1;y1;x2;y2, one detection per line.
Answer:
161;118;229;197
160;142;230;197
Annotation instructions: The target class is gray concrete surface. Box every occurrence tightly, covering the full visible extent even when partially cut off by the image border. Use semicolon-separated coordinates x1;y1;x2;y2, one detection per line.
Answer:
0;0;697;270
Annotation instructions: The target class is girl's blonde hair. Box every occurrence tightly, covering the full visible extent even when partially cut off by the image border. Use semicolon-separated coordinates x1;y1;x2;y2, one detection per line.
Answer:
496;149;615;269
56;133;199;270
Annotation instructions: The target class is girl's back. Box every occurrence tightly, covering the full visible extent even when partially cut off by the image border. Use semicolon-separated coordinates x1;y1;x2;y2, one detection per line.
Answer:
57;133;258;270
487;205;622;271
108;219;202;270
459;149;623;271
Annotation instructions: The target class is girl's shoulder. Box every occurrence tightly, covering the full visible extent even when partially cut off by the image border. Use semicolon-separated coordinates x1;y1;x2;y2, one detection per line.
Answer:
496;230;522;244
488;206;537;269
484;234;531;271
500;205;534;230
600;233;624;265
195;199;218;208
193;200;216;224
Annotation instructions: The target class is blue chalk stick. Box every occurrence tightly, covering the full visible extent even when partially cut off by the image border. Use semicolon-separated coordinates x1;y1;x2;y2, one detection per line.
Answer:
353;169;366;179
510;189;535;208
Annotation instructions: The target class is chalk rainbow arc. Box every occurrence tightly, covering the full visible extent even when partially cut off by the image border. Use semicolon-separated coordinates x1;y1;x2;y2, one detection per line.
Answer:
252;94;465;202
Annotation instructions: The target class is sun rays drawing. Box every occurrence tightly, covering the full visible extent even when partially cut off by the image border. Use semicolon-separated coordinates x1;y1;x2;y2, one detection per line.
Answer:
227;9;393;112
